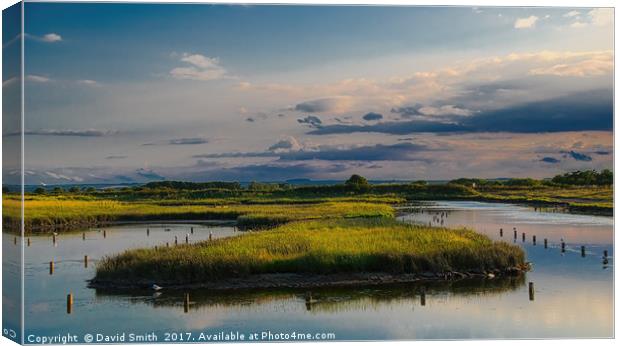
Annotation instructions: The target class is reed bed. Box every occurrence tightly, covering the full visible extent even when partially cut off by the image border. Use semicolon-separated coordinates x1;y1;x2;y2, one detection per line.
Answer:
95;218;525;285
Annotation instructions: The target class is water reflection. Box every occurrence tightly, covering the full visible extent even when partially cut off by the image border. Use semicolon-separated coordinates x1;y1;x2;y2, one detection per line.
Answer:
94;276;526;314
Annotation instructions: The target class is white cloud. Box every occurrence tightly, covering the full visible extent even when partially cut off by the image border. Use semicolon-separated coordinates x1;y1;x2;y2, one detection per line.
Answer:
588;8;613;27
42;33;62;42
170;53;228;81
570;21;588;28
419;105;473;117
563;10;580;18
77;79;99;86
514;16;539;29
2;77;18;87
528;52;613;77
26;75;50;83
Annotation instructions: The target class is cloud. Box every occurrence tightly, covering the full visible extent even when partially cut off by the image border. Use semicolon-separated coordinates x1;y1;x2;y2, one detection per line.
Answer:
268;136;301;152
309;90;612;135
418;105;473;117
528;53;612;77
594;150;611;155
514;16;539;29
76;79;99;86
105;155;128;159
564;150;593;162
170;53;228;81
277;142;433;162
135;168;165;180
143;137;209;146
563;10;580;18
588;8;613;26
362;112;383;121
26;75;50;83
540;157;560;164
195;140;436;162
570;21;588;28
297;115;323;127
42;33;62;42
391;105;424;117
4;129;119;137
294;97;353;113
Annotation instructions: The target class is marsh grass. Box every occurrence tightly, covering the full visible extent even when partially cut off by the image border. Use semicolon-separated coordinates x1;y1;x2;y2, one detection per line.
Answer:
95;218;525;285
3;197;394;232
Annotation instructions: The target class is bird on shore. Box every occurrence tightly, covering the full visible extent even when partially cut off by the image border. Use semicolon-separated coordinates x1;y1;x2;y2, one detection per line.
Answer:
151;284;162;291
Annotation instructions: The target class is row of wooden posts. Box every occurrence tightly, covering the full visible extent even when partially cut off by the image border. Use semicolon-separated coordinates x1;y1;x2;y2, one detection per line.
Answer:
66;292;191;314
499;227;609;260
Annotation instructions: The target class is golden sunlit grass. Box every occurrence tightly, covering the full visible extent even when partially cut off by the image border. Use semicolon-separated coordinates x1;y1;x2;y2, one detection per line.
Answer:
95;218;525;284
3;196;394;232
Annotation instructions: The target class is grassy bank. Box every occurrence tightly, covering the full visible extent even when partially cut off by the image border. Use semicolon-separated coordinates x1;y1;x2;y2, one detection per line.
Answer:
3;197;394;232
94;218;525;286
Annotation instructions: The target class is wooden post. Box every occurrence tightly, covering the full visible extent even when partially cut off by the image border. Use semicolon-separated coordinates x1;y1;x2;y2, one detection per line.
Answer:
49;261;54;275
52;234;56;244
184;293;190;313
190;227;194;234
82;232;85;241
604;250;608;258
67;293;73;314
185;234;189;244
175;236;178;246
147;228;150;236
581;246;586;257
522;233;525;242
84;255;88;268
103;230;107;238
420;288;426;306
513;230;517;239
14;236;17;245
528;282;534;301
561;241;566;253
166;242;169;248
209;232;213;241
27;237;31;246
532;235;536;245
499;228;503;237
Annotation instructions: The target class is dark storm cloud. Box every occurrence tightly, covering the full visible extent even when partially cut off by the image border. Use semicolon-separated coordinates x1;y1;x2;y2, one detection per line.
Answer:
308;120;463;135
310;90;612;135
540;157;560;164
297;115;323;127
362;112;383;121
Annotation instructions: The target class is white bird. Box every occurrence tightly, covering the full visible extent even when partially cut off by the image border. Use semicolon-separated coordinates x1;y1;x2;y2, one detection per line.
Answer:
151;284;162;291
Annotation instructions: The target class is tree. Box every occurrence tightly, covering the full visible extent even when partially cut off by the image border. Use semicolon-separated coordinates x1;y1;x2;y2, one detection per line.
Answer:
2;186;9;194
345;174;370;191
52;187;64;194
34;187;46;194
69;186;80;193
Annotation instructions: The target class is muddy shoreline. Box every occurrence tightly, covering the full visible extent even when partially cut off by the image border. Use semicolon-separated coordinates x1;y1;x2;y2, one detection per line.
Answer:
89;266;529;292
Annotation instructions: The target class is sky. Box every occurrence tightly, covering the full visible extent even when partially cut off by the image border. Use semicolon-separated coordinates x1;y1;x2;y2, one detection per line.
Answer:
2;4;614;184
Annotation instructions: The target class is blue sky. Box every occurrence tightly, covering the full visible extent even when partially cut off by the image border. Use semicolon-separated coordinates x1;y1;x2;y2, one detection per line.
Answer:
2;4;614;184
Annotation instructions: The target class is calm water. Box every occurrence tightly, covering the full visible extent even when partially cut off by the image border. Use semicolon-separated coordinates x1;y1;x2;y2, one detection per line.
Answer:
7;202;614;342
